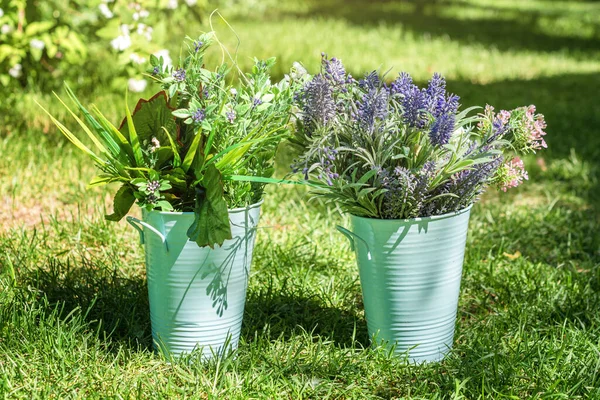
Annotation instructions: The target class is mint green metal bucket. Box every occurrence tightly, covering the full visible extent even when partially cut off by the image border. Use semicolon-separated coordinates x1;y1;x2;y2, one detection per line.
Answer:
337;206;472;363
127;202;261;359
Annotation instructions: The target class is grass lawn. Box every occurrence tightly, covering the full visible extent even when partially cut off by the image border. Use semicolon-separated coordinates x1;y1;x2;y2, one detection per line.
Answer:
1;0;600;398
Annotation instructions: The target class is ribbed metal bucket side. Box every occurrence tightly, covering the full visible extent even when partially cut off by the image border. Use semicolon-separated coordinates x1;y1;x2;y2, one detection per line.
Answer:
349;207;471;363
141;203;261;359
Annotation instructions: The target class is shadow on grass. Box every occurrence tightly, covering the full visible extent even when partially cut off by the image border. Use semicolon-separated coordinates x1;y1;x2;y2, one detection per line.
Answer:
19;256;153;352
283;0;600;56
242;285;370;348
17;249;370;351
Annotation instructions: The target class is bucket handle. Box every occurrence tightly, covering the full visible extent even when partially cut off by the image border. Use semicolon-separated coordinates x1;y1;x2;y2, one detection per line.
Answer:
126;216;169;252
336;225;371;260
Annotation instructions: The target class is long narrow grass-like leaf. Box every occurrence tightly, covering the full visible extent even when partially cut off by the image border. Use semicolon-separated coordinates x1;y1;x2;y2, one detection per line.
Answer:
224;175;317;187
87;174;125;188
209;134;285;170
182;128;203;173
125;93;144;167
36;100;106;166
161;127;181;167
52;92;108;154
215;122;280;171
90;105;135;166
64;84;122;157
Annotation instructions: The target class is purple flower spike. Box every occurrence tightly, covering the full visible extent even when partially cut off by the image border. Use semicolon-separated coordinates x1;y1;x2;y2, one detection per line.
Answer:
192;108;205;123
173;68;186;82
322;54;347;85
300;75;336;136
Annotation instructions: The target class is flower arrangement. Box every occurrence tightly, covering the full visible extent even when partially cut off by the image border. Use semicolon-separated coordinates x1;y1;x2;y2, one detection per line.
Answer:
290;54;547;219
39;32;300;247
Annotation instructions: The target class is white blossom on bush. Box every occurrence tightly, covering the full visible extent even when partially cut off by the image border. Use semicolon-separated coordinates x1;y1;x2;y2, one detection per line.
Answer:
128;78;147;92
30;39;45;50
98;3;114;18
1;24;11;34
8;64;22;78
185;0;197;5
129;53;146;64
154;49;172;68
136;23;153;41
111;35;131;51
111;25;131;51
166;0;178;9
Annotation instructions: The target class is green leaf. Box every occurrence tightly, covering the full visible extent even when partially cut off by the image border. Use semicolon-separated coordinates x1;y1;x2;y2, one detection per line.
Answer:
156;200;174;211
88;174;114;187
125;92;145;167
224;175;316;187
161;127;182;167
119;91;177;154
181;128;203;173
52;92;108;154
35;100;106;166
63;84;125;161
172;109;191;118
105;185;136;221
89;104;135;166
187;165;232;248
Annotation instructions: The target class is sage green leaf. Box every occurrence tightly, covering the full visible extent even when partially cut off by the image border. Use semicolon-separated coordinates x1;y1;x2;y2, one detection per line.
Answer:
105;185;136;221
187;165;232;248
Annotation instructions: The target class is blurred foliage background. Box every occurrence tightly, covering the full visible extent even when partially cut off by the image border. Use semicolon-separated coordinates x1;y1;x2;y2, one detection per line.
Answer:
1;0;599;162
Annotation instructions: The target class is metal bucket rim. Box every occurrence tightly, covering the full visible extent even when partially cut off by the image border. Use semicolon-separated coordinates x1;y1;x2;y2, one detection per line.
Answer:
349;204;473;225
142;199;264;217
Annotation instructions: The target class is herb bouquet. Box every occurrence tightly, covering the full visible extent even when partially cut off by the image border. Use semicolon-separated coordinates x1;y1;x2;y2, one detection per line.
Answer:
291;55;547;363
40;33;300;358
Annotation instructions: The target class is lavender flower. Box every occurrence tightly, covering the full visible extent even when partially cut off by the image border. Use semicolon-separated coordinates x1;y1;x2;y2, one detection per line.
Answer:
172;68;186;81
152;66;160;76
425;74;460;145
291;55;547;220
355;88;389;132
390;73;428;128
192;108;205;123
322;54;347;85
429;114;453;144
226;110;236;123
359;71;381;91
300;75;336;136
390;72;459;144
194;40;203;52
425;156;502;215
424;73;447;109
253;97;263;107
316;146;339;186
380;167;418;219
